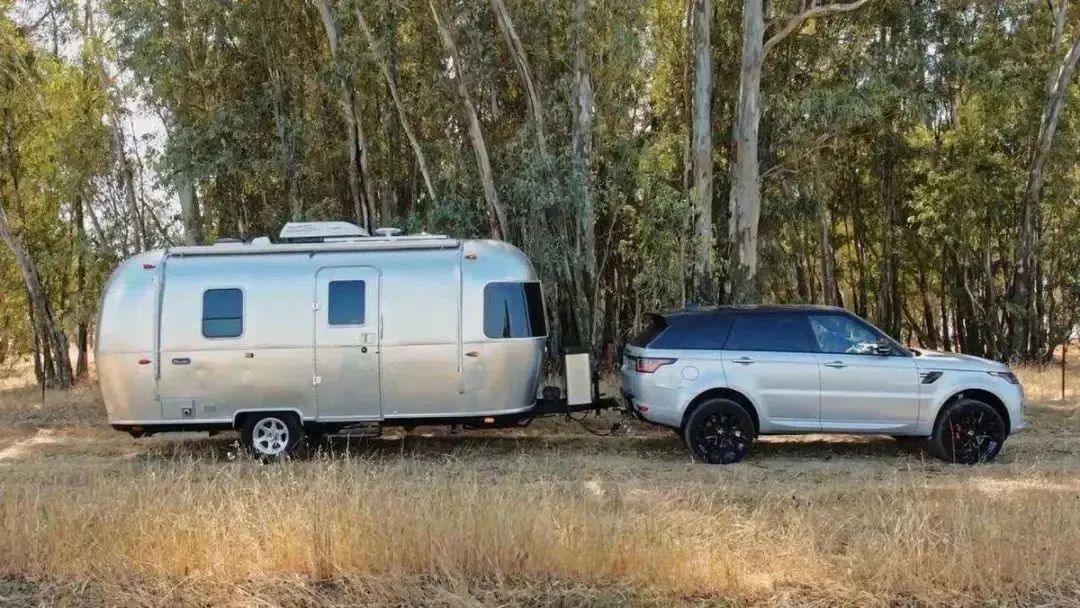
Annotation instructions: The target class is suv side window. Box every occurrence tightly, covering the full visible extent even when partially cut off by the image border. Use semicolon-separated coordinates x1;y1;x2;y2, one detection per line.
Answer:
723;313;814;353
809;314;892;355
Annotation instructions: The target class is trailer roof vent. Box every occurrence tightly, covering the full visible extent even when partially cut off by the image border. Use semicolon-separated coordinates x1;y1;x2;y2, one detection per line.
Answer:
279;221;370;243
374;227;402;237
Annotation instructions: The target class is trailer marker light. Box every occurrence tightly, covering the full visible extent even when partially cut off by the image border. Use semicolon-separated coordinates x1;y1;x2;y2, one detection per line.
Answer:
637;404;650;412
634;357;677;373
137;358;151;365
484;417;495;424
142;263;156;269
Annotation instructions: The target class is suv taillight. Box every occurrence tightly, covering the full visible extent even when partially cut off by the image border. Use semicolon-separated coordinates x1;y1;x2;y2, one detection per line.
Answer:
635;357;677;373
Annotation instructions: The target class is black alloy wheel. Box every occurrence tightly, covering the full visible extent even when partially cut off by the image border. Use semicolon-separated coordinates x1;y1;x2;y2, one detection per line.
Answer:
930;398;1007;464
684;398;755;465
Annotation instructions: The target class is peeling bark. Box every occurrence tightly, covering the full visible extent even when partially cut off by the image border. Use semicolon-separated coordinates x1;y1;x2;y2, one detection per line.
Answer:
491;0;548;156
356;5;438;205
314;0;376;232
430;0;508;238
690;0;714;304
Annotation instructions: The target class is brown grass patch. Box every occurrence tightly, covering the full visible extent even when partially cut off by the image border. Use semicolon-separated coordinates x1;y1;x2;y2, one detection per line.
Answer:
0;363;1078;606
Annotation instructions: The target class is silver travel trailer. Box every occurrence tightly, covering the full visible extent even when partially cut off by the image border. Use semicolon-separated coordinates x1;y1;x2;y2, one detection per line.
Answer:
97;222;605;456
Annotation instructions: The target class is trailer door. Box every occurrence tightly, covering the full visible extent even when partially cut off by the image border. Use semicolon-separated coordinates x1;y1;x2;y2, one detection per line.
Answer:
314;266;382;421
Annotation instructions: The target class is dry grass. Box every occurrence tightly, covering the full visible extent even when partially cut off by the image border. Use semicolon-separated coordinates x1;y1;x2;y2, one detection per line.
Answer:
0;362;1079;606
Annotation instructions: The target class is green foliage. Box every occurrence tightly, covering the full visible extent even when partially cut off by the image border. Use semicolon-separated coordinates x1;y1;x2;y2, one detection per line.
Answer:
2;0;1080;365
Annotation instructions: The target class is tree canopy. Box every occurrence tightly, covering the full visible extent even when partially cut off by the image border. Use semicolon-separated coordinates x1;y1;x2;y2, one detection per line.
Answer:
1;0;1079;386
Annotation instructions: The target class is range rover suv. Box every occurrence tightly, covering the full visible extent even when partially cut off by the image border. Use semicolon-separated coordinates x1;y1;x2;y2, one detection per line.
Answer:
620;305;1025;465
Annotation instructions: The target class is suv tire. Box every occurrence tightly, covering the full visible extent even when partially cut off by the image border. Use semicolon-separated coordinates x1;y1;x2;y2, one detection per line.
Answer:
929;398;1006;464
684;398;755;464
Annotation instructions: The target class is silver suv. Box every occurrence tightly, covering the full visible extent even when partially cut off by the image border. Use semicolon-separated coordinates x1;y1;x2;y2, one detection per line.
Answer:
620;305;1025;464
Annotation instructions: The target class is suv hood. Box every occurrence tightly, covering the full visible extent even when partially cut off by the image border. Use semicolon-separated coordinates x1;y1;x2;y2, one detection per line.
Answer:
913;350;1008;372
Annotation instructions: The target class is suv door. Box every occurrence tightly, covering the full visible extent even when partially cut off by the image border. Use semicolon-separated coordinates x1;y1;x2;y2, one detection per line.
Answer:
808;313;920;433
721;312;821;432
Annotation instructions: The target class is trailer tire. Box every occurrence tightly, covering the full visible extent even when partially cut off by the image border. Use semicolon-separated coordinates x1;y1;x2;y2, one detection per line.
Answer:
684;398;755;464
239;412;303;459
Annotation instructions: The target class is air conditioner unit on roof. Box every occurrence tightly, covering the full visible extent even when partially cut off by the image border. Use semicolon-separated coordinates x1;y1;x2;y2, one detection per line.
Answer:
279;221;369;242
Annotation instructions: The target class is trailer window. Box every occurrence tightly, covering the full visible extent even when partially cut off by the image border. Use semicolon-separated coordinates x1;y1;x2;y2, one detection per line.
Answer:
202;289;243;338
484;282;546;339
328;280;366;325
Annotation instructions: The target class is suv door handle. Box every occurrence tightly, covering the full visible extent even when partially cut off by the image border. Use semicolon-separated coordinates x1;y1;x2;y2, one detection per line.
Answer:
824;361;847;368
731;357;755;365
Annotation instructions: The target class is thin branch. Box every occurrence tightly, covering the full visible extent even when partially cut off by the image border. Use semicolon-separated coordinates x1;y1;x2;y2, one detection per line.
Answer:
763;0;872;56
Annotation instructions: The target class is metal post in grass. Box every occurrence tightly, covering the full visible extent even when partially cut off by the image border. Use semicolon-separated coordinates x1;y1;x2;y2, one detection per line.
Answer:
1062;341;1068;401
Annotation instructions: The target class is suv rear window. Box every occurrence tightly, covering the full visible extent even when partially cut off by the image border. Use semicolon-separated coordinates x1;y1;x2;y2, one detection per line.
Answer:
723;313;814;353
650;314;732;349
629;314;668;347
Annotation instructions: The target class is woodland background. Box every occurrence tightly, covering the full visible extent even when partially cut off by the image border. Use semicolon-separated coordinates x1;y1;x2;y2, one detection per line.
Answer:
1;0;1079;389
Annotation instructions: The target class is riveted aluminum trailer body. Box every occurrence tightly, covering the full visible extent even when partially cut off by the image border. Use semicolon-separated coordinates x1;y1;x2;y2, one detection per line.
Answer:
96;236;547;432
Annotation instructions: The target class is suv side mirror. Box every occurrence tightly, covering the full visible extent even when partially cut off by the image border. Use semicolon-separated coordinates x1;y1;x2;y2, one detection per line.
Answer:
874;340;893;356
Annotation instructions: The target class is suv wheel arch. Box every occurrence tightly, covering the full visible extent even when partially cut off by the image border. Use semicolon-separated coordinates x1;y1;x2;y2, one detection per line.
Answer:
682;388;760;436
933;388;1011;436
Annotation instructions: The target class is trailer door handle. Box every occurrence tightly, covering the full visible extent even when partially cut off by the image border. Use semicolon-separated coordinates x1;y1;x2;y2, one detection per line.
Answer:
171;357;191;365
465;351;480;358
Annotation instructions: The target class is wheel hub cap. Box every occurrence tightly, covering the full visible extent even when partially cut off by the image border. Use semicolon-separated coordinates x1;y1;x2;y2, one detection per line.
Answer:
253;418;290;456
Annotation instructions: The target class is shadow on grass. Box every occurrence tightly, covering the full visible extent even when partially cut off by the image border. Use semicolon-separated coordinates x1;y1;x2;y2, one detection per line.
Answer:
134;428;935;465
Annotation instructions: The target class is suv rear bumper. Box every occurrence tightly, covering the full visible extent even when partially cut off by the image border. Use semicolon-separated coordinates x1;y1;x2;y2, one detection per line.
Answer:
619;384;682;428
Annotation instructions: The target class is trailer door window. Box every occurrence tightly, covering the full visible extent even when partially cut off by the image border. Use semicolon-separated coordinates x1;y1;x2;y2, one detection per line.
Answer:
484;282;546;339
202;288;243;338
328;280;366;325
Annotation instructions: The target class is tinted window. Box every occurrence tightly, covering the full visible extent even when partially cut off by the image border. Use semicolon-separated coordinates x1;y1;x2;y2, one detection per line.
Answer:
809;314;889;355
723;313;813;353
651;315;733;349
484;282;546;339
328;280;366;325
202;288;243;338
629;314;668;347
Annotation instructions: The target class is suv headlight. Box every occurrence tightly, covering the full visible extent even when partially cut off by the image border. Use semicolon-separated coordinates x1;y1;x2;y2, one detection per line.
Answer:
987;371;1020;385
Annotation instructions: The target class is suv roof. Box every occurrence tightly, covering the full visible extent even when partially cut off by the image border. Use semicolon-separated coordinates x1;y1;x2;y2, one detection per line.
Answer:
660;304;846;323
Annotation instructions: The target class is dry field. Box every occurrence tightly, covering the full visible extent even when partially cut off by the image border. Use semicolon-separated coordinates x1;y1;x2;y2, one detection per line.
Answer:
1;363;1079;607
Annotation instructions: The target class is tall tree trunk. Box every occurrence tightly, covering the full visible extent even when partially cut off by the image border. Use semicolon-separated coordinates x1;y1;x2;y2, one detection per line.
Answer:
1010;2;1080;360
690;0;715;304
571;0;598;350
877;138;901;337
0;199;72;389
726;0;764;303
491;0;548;157
430;0;508;239
178;176;202;245
819;197;841;306
355;5;438;205
727;0;870;303
917;265;938;350
314;0;376;232
73;193;89;381
940;256;951;351
83;1;148;250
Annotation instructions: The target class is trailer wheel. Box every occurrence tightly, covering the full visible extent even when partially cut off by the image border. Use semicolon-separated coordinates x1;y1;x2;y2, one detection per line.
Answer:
929;398;1006;464
240;413;302;459
684;398;755;464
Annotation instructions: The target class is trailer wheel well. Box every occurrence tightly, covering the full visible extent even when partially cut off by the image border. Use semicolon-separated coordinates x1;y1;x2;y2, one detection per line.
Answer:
935;389;1010;435
682;388;760;436
233;410;303;430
